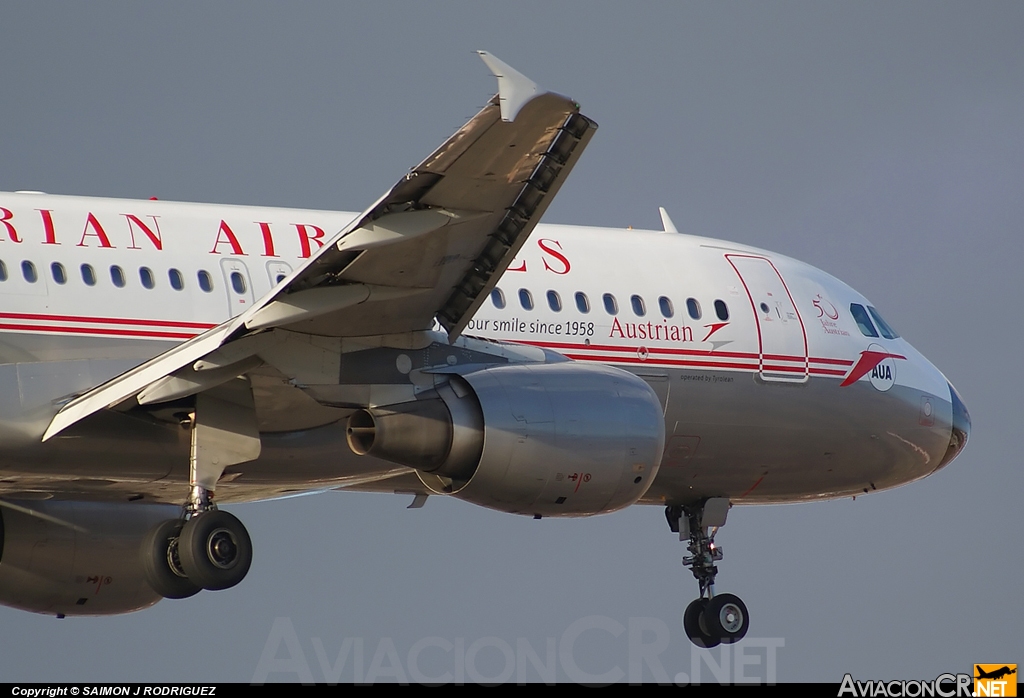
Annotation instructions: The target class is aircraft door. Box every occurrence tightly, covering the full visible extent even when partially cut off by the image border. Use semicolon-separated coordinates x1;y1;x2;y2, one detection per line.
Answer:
726;254;808;382
266;260;292;288
220;258;255;315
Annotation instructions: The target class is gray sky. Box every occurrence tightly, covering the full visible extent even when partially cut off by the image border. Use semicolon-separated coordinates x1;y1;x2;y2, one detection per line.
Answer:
1;2;1021;683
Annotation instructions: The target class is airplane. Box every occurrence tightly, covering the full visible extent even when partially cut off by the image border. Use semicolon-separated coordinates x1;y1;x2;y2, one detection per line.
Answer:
0;52;969;649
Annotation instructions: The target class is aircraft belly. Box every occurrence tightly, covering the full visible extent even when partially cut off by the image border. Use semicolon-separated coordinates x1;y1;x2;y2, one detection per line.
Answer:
643;369;952;505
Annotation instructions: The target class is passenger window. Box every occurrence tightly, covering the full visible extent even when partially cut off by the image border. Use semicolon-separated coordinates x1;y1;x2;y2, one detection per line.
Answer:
714;299;729;321
686;298;702;320
850;303;879;337
519;288;534;310
276;274;287;284
230;271;246;294
868;306;900;339
659;296;674;318
140;267;155;289
22;261;37;283
51;262;67;285
110;265;126;288
81;264;96;286
0;260;7;282
631;295;646;316
197;270;214;293
574;292;590;313
491;288;506;309
169;268;184;291
603;293;618;315
547;290;562;312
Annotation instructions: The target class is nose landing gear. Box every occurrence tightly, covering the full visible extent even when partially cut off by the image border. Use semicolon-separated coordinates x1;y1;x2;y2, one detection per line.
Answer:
667;499;749;647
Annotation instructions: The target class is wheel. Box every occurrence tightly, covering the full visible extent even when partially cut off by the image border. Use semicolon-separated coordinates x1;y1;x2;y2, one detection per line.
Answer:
682;598;720;648
704;593;749;644
178;510;252;591
140;519;202;599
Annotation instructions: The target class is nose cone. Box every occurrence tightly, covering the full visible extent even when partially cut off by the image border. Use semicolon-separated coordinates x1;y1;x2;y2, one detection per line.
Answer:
936;381;970;471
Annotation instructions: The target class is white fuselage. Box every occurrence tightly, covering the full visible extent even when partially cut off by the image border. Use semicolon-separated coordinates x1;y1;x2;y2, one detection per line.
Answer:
0;191;961;507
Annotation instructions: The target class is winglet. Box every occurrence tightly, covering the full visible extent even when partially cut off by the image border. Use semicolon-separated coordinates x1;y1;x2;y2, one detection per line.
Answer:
659;207;679;234
477;51;541;122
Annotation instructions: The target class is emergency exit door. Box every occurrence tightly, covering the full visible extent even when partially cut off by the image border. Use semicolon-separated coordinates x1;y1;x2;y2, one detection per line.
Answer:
220;258;255;314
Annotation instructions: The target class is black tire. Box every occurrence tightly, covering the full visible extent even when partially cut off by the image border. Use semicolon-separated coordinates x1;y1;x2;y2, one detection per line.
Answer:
178;510;252;591
140;519;202;599
704;593;749;644
682;598;720;648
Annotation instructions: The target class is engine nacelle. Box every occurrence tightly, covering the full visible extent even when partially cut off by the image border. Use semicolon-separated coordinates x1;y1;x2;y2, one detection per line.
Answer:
347;362;666;516
0;501;174;616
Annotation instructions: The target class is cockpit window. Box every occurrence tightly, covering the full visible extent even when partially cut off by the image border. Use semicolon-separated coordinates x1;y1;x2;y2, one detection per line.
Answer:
850;303;879;338
867;306;900;339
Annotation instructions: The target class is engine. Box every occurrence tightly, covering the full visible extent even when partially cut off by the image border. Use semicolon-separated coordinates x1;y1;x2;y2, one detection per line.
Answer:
347;362;666;516
0;501;174;616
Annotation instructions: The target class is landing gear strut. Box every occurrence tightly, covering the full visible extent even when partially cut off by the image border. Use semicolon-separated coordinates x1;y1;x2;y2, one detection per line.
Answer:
140;388;259;598
667;499;749;647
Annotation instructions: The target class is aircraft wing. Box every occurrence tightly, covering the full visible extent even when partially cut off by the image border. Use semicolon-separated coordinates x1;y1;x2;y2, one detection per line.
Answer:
43;53;596;441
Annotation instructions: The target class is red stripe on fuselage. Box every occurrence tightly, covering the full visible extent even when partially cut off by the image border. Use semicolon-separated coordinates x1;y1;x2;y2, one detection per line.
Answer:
0;311;216;330
517;339;853;368
562;353;847;377
0;322;198;340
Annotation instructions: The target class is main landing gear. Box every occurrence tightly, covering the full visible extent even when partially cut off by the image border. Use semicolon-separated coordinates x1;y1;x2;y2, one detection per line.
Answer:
140;388;260;599
141;498;253;598
667;499;749;648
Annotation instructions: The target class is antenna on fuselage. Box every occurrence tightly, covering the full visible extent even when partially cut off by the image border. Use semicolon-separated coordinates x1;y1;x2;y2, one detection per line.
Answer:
658;207;679;234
